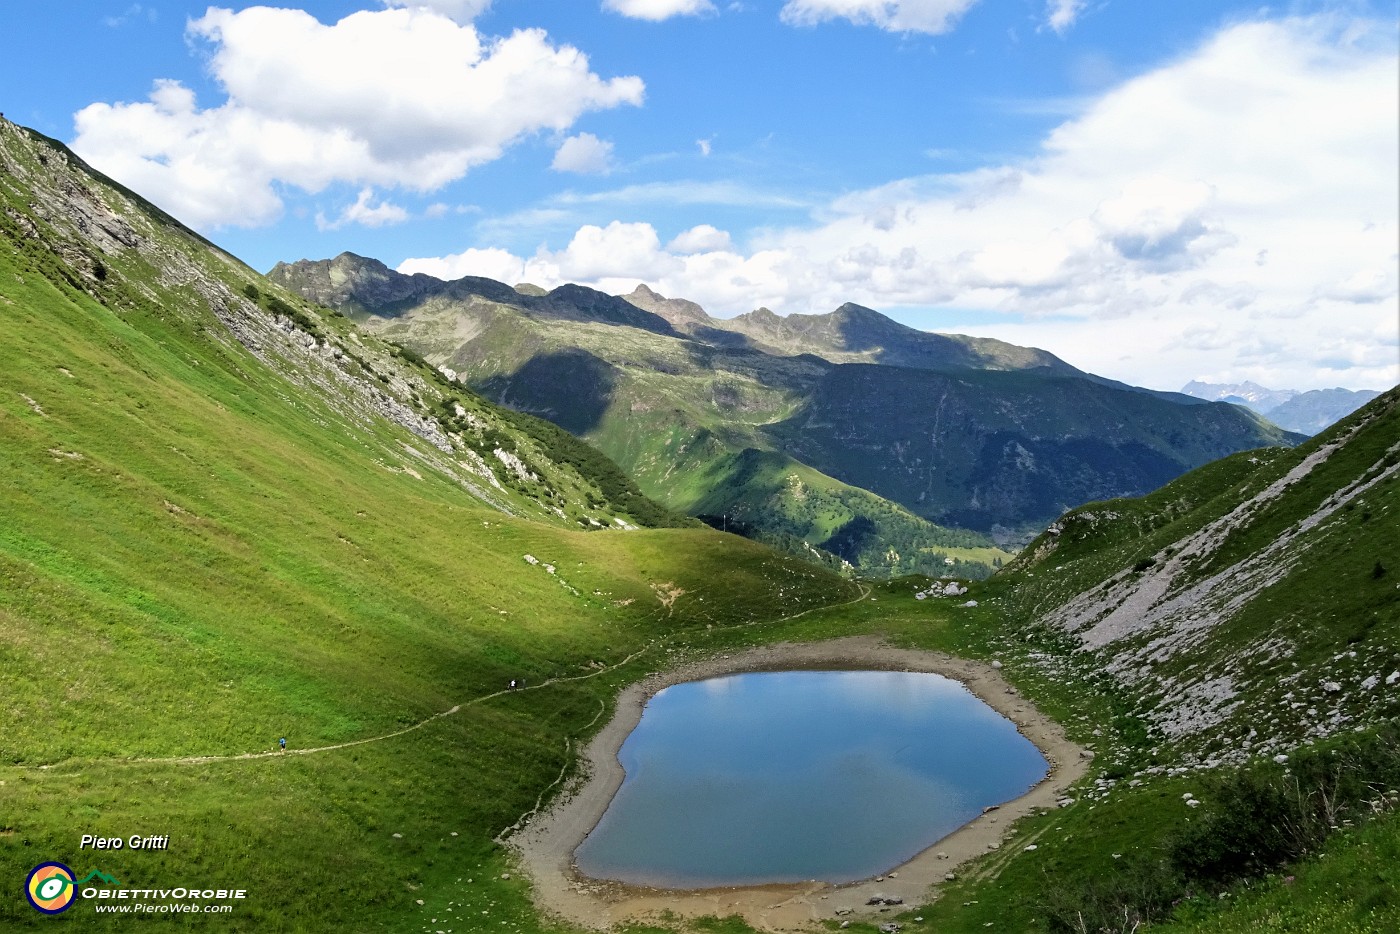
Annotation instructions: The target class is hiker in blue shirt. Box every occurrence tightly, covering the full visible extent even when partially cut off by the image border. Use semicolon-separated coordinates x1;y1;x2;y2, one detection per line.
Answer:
279;737;286;752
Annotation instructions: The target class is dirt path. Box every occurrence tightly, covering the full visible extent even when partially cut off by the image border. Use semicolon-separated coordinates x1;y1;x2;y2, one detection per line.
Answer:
21;581;870;771
150;647;655;766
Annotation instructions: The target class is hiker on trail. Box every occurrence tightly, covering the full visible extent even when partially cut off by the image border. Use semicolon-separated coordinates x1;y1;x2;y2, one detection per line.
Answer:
509;679;517;690
279;737;286;752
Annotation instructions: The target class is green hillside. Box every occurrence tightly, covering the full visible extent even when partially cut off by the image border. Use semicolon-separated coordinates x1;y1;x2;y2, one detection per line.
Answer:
0;118;859;928
1008;386;1399;762
767;363;1301;539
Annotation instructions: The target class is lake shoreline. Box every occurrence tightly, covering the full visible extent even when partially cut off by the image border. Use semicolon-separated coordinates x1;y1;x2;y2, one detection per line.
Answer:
508;635;1089;932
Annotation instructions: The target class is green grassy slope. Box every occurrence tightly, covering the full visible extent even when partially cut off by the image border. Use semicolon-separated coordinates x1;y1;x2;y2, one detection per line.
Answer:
673;446;1009;577
294;273;1000;578
0;118;861;929
1007;387;1400;763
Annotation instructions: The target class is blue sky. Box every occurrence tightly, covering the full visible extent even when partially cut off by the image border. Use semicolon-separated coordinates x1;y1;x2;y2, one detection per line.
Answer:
3;1;1397;392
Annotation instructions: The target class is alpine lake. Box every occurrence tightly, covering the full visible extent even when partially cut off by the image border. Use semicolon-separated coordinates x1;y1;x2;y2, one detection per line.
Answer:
573;669;1049;888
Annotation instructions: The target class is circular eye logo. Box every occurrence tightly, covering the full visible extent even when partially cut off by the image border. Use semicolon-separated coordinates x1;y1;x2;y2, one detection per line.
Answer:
25;862;77;914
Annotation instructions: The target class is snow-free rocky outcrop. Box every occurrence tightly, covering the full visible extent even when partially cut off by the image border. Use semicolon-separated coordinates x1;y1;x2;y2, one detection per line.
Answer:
1020;388;1400;765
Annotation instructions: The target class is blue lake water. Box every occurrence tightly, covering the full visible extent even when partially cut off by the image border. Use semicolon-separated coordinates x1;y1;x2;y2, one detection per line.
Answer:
573;669;1048;888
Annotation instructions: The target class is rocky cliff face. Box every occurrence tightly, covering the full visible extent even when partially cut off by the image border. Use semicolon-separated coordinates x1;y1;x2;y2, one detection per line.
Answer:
267;252;451;312
621;283;711;329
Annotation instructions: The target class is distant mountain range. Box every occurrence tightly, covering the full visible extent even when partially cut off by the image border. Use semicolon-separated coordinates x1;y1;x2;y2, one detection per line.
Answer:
1180;380;1383;435
270;254;1301;569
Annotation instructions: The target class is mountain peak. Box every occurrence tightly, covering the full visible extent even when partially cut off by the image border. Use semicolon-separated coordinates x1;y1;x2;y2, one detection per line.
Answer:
333;250;387;270
719;302;1075;375
828;302;921;341
620;284;712;327
267;253;442;312
1180;379;1292;408
832;302;889;321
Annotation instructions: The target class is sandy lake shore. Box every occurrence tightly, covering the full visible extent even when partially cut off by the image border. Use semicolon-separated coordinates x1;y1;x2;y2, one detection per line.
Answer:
508;635;1088;932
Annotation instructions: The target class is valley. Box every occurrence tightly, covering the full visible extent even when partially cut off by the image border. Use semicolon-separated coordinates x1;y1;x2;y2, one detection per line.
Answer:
3;113;1398;934
269;254;1299;574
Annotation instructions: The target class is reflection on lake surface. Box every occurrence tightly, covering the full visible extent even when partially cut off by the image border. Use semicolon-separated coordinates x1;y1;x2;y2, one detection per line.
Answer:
573;670;1048;888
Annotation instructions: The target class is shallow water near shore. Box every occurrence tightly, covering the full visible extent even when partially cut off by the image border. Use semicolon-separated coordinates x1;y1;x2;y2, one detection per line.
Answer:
573;669;1048;888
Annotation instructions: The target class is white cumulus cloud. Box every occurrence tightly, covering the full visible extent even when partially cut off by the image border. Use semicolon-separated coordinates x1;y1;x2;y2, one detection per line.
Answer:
315;188;410;231
70;5;643;229
400;246;530;284
551;133;616;174
380;0;493;23
403;15;1398;392
668;224;733;253
552;221;683;281
779;0;981;35
603;0;717;21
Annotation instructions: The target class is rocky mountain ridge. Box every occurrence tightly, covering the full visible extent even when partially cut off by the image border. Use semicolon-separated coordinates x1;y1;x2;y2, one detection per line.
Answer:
270;253;1303;565
623;282;1076;374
